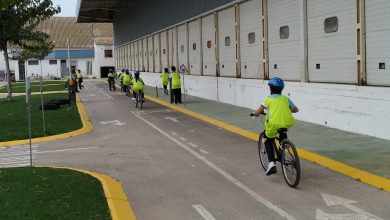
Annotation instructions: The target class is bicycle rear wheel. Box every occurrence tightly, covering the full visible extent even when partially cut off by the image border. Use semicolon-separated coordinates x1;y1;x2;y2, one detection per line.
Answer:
135;92;139;108
281;140;300;188
258;132;269;171
139;93;143;109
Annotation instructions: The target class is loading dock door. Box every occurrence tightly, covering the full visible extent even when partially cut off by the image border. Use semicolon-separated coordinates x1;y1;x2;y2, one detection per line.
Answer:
268;0;301;81
143;38;148;72
148;36;154;72
189;19;202;75
202;14;216;76
178;24;188;72
308;0;357;83
154;34;161;72
160;31;168;70
218;7;237;77
366;0;390;86
172;28;178;68
240;0;263;79
168;29;174;68
138;40;142;71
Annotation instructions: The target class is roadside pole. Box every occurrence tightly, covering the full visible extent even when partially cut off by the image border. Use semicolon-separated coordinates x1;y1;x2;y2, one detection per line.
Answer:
26;77;32;166
39;59;46;134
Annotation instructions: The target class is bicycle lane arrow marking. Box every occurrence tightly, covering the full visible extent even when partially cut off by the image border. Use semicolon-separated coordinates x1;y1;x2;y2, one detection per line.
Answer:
99;120;126;126
315;193;383;220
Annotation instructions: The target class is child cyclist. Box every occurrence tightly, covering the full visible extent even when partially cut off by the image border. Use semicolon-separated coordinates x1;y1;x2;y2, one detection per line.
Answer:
161;67;169;95
132;71;145;101
122;69;132;96
251;77;299;176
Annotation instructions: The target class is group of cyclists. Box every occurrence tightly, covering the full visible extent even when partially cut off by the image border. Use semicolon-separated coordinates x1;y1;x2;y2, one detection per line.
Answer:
107;68;145;102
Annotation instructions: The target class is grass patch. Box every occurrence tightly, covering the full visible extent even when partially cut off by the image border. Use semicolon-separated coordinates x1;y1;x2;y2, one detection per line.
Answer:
0;93;82;142
0;167;111;219
0;81;66;93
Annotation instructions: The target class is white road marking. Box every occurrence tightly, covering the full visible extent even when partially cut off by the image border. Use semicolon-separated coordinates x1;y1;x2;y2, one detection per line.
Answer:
193;205;216;220
316;193;383;220
87;81;98;89
132;112;296;220
171;132;178;136
0;145;38;168
98;88;114;100
179;137;187;141
188;143;198;148
165;117;179;123
199;149;209;155
99;120;126;126
35;147;99;154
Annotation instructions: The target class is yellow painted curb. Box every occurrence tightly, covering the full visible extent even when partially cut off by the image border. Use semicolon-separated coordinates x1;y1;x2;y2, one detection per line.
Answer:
145;95;390;192
0;94;93;147
55;167;136;220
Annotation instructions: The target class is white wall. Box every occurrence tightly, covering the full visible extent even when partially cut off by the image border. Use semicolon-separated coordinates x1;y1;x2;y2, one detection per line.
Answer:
141;72;390;141
94;44;115;78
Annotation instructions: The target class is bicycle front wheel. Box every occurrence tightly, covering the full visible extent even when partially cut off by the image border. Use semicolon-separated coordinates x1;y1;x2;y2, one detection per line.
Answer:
281;140;300;188
258;132;269;171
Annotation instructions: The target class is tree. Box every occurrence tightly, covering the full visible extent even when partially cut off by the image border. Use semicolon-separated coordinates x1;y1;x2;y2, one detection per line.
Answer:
0;0;60;100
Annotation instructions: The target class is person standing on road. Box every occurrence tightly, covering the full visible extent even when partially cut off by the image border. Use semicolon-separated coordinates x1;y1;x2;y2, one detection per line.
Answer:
76;70;83;90
108;69;116;91
171;66;181;104
161;67;169;95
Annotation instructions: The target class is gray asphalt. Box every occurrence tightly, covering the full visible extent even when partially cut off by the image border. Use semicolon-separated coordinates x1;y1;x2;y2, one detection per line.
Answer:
30;80;388;220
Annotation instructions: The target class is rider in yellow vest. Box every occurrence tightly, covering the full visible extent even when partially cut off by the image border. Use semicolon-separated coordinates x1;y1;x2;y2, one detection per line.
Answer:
161;67;169;95
251;77;299;176
76;70;83;90
132;71;144;101
170;66;181;104
107;69;116;91
123;69;132;96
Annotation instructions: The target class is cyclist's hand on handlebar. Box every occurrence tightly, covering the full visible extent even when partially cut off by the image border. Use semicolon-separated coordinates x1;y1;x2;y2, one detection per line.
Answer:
250;113;255;117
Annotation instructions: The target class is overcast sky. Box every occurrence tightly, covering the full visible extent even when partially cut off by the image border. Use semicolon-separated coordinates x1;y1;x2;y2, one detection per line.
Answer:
52;0;78;17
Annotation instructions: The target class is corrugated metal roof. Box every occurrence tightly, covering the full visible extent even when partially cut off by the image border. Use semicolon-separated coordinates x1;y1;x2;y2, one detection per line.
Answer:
37;17;113;49
95;37;113;45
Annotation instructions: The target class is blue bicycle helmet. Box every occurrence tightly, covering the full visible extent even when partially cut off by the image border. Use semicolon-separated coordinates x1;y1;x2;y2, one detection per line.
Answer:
134;71;140;76
268;77;285;89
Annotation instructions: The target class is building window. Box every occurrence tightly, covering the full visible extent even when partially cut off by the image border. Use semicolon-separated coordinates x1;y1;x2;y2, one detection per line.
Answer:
181;45;185;53
225;36;231;47
28;60;39;65
280;26;289;39
49;60;57;65
193;43;196;51
324;17;338;33
163;49;166;54
105;50;113;58
248;32;256;44
207;40;212;49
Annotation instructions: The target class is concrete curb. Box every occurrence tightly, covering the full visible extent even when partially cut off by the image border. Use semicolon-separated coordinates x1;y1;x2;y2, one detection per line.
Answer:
55;167;136;220
145;95;390;192
0;93;93;147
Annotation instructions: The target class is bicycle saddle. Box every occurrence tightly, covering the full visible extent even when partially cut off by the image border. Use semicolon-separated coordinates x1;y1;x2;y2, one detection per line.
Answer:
277;128;288;133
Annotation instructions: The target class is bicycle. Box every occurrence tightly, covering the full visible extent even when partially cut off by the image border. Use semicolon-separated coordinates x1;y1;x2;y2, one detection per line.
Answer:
133;91;144;109
251;113;301;188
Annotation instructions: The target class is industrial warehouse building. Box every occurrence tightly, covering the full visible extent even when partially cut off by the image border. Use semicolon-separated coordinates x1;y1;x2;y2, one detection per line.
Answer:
77;0;390;141
0;17;114;81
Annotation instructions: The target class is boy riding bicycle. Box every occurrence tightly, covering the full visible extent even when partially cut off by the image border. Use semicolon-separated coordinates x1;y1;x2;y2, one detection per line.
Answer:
251;77;299;176
132;71;145;101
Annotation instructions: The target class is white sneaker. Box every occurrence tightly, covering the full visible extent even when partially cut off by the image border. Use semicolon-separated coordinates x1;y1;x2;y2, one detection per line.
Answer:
266;161;276;176
132;98;136;101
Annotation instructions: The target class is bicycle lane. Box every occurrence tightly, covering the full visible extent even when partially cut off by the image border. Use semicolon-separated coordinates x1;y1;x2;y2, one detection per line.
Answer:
128;99;388;219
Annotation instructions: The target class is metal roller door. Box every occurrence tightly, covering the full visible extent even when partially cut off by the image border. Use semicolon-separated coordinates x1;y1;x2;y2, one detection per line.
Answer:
168;29;173;68
131;43;135;71
148;36;154;72
218;7;236;77
126;44;130;69
189;19;202;75
172;27;178;68
308;0;357;83
240;0;262;79
202;14;216;76
143;38;148;72
178;24;188;73
268;0;301;81
134;41;139;71
366;0;390;86
153;34;161;72
160;31;168;70
139;40;143;71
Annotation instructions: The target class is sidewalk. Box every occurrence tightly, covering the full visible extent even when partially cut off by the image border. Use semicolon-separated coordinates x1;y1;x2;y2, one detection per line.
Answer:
144;86;390;179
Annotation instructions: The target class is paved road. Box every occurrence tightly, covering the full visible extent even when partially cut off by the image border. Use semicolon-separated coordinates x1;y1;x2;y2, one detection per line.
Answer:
4;80;388;220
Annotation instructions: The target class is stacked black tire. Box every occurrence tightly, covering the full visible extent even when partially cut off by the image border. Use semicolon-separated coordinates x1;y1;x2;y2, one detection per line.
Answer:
39;98;70;110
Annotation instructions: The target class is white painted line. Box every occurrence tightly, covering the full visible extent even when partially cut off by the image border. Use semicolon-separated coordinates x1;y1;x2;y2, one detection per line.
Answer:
199;149;209;155
35;147;99;154
0;150;39;157
131;112;296;220
193;205;216;220
87;81;98;89
188;143;198;148
98;88;114;100
0;156;32;162
171;132;178;136
179;137;187;141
